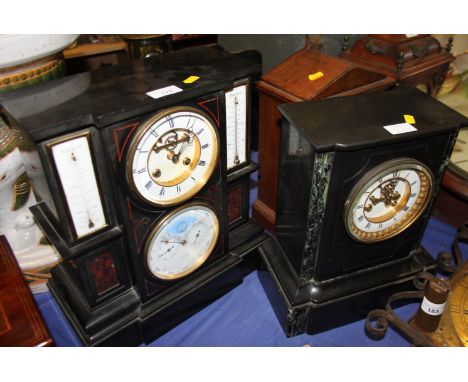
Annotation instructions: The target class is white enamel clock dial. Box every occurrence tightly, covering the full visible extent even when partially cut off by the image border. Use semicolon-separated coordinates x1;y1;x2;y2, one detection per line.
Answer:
225;84;247;170
127;107;219;206
145;204;219;280
51;135;107;238
344;159;433;243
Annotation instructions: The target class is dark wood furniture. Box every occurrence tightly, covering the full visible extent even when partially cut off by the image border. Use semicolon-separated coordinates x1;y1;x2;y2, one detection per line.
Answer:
341;34;454;96
252;49;394;231
432;169;468;227
64;35;128;73
0;236;53;346
121;34;172;60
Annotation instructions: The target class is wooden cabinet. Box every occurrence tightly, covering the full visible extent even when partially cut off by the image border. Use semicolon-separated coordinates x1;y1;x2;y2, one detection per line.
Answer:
252;49;394;231
0;236;53;346
341;34;454;96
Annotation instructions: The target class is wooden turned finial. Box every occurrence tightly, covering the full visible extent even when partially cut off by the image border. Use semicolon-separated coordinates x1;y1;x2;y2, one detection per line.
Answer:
397;51;405;71
446;36;454;53
341;35;350;52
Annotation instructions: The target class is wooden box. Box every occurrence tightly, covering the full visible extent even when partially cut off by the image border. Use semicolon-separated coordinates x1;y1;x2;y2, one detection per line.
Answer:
0;236;53;346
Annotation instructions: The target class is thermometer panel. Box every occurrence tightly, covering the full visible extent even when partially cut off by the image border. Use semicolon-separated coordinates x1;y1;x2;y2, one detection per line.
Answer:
225;84;248;170
51;135;107;238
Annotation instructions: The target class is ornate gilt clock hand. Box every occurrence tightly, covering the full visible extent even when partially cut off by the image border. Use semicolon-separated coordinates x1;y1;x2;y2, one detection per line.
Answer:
370;181;400;207
192;230;200;245
175;133;191;157
153;135;190;154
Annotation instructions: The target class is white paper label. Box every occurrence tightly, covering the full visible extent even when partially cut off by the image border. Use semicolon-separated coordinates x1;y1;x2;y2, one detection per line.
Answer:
383;123;417;135
420;297;446;316
146;85;183;99
52;136;107;238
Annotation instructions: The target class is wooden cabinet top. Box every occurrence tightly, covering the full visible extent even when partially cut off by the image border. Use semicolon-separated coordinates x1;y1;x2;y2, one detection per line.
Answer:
341;34;454;78
256;49;394;102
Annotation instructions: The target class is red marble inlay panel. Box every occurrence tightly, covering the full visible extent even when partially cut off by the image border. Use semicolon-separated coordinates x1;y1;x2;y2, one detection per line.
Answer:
89;252;119;295
228;185;243;224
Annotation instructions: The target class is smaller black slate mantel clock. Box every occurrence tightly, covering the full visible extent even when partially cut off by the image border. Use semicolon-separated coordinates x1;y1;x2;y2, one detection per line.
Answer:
258;87;468;337
0;46;267;346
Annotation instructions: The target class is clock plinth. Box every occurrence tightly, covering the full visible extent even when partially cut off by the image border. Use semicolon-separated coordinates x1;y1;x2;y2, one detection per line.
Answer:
259;238;435;336
258;87;468;336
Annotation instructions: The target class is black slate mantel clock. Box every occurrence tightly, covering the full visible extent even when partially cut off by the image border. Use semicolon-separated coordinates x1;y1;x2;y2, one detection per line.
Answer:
258;87;468;337
0;46;268;346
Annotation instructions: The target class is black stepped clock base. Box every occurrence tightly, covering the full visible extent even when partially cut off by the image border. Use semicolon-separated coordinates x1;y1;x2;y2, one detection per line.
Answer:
257;236;436;337
48;220;268;347
49;255;246;346
229;220;269;255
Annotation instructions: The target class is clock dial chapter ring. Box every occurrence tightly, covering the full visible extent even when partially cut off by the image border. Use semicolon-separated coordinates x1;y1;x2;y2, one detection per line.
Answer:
345;159;433;243
126;106;219;207
144;203;220;281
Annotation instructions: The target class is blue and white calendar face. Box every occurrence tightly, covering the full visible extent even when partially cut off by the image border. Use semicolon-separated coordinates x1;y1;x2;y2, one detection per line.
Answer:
145;204;219;280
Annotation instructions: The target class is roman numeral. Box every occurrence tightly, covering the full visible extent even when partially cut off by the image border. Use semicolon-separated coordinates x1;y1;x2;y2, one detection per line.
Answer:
410;193;416;198
159;187;165;196
137;168;146;174
176;185;181;193
377;177;383;183
166;116;174;128
411;181;417;186
150;129;159;138
199;160;206;166
191;176;196;182
145;181;152;190
378;223;383;229
403;205;409;212
357;204;364;210
358;215;364;223
393;171;400;178
201;143;209;150
197;128;204;135
365;222;371;229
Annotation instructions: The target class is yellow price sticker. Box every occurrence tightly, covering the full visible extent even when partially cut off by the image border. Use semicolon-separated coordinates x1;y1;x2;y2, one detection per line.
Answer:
404;114;416;124
183;75;200;84
308;71;324;81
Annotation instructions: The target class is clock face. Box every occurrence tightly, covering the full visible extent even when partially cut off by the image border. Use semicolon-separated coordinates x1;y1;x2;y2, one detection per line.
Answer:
344;158;433;243
126;107;219;206
144;204;219;280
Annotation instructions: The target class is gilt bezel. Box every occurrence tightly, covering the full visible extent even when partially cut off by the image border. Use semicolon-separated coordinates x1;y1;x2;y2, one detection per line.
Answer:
126;106;220;207
344;158;433;243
